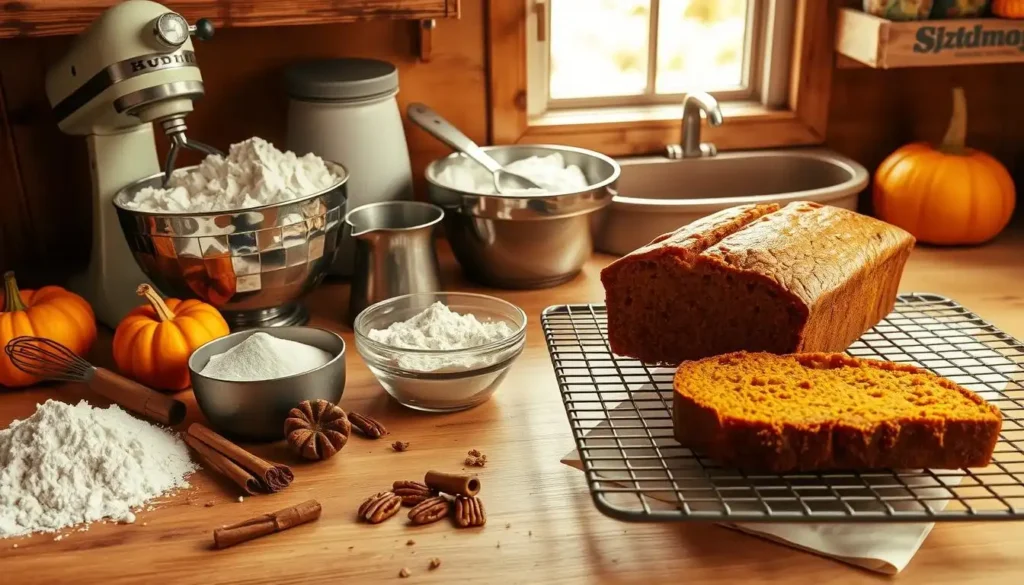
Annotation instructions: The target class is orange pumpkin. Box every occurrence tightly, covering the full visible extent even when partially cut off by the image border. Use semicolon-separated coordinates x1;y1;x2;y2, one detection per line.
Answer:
993;0;1024;18
113;284;230;391
0;271;96;387
873;87;1016;245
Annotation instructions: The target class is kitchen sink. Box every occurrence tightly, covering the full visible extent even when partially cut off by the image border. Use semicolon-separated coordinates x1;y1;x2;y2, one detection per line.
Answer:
596;148;869;256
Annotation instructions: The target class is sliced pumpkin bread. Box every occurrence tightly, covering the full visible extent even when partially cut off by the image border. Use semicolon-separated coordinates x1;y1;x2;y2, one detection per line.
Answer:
673;352;1002;473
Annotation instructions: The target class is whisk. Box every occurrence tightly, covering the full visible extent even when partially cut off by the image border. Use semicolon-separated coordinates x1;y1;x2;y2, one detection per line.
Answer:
5;336;186;426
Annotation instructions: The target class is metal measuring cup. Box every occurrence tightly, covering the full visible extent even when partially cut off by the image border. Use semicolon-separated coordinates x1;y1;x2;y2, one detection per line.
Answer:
345;201;444;324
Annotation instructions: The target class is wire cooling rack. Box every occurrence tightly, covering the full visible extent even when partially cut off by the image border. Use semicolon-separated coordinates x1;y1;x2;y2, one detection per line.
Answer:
542;294;1024;523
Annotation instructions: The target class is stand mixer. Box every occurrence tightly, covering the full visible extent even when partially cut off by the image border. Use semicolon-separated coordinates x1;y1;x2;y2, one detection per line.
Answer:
44;0;219;327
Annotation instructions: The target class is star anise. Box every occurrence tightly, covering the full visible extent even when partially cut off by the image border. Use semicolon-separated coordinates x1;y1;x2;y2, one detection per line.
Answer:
284;400;351;461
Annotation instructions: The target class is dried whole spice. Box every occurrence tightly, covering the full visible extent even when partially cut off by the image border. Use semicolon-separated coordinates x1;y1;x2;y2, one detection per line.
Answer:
357;491;402;524
428;558;442;570
391;441;410;452
454;495;486;528
465;449;487;467
399;568;411;578
349;412;388;439
408;496;451;526
284;400;351;461
393;480;436;507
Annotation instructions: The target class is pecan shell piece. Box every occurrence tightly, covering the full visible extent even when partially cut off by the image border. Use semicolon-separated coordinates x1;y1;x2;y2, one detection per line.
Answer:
393;480;436;507
349;412;388;439
454;495;486;528
284;399;351;461
357;491;403;524
408;496;451;525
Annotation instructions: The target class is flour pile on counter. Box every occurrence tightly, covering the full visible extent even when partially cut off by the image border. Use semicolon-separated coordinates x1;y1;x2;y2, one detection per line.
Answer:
368;302;514;371
123;137;339;213
199;332;333;382
0;400;196;538
435;152;589;195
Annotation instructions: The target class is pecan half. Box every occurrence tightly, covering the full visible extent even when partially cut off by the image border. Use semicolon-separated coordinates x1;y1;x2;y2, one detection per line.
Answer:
454;495;486;528
357;491;402;524
284;400;351;461
393;480;436;507
408;496;451;525
349;412;388;439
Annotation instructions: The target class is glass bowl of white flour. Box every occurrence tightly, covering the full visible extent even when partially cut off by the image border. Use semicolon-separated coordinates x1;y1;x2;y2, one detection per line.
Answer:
354;292;527;412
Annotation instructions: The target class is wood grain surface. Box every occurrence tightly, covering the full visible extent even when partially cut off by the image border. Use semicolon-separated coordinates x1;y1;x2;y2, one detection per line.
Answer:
2;235;1023;584
0;0;459;39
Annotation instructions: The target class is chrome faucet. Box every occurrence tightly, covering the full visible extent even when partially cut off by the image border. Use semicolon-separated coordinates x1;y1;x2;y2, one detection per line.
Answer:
666;91;724;159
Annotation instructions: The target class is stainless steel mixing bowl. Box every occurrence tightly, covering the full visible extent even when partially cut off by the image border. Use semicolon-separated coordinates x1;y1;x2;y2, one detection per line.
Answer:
113;162;348;328
425;145;619;289
188;327;346;442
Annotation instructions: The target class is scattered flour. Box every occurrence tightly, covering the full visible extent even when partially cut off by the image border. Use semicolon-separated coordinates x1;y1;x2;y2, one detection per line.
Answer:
367;302;515;372
0;400;196;538
435;152;589;195
123;137;340;213
199;332;334;382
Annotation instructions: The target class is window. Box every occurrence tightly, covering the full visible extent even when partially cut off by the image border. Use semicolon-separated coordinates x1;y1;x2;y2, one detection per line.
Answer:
529;0;794;116
489;0;832;155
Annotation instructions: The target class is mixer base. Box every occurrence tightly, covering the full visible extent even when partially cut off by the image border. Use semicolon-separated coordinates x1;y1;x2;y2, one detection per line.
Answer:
222;303;309;330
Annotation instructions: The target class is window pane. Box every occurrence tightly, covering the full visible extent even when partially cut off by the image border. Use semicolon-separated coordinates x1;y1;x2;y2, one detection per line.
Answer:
655;0;749;94
549;0;650;100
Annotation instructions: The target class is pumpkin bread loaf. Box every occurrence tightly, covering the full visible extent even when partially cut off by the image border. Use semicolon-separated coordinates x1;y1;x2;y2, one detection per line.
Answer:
673;352;1002;473
600;202;916;365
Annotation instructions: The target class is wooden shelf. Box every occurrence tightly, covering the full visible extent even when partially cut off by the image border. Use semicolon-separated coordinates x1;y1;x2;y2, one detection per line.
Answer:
835;7;1024;69
0;0;459;39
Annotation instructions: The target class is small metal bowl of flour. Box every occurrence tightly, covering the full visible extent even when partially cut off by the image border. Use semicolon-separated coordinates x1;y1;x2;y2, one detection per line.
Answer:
188;327;346;441
354;292;526;412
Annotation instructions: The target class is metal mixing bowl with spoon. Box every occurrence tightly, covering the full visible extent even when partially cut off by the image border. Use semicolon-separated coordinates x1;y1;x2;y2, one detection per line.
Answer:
113;161;348;329
425;145;619;289
188;327;346;441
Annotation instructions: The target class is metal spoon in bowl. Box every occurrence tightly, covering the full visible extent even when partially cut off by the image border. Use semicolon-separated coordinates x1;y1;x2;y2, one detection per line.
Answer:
407;103;542;194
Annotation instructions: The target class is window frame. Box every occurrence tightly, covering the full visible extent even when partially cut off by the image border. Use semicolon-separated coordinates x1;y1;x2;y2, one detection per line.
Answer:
539;0;767;111
487;0;833;156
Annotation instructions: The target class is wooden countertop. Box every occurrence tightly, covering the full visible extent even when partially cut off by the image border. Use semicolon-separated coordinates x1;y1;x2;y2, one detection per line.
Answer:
3;233;1024;584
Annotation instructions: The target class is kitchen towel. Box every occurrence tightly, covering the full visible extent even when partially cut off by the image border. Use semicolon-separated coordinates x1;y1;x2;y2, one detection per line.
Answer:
560;423;960;575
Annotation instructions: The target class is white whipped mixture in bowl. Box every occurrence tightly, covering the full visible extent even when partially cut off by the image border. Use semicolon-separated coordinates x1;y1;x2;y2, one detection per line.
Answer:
434;152;590;195
122;137;341;213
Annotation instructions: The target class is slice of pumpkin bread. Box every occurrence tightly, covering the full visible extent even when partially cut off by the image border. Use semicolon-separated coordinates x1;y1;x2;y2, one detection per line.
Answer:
673;352;1002;473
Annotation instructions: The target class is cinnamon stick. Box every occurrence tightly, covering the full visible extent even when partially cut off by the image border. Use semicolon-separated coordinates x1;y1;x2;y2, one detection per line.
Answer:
90;367;186;426
185;435;261;495
213;499;322;549
187;423;294;494
425;471;480;497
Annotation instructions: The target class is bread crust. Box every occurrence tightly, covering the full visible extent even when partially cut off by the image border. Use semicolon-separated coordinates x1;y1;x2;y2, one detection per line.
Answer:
601;202;916;365
672;352;1003;473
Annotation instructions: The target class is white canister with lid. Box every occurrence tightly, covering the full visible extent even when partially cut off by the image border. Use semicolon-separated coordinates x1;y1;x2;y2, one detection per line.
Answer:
285;58;414;277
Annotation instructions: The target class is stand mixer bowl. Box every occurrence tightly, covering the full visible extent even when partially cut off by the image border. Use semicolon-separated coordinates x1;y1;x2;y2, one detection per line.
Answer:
113;161;348;328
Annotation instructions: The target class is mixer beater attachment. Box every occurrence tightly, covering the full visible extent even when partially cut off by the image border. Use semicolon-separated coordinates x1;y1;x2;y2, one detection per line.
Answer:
160;116;224;185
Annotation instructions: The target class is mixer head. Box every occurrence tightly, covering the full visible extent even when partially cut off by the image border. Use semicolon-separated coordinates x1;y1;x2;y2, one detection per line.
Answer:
44;0;222;180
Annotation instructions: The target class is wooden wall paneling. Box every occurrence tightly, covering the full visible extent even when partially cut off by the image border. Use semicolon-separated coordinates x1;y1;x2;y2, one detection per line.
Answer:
175;1;485;194
0;0;461;40
826;63;1024;215
0;37;90;285
0;71;31;275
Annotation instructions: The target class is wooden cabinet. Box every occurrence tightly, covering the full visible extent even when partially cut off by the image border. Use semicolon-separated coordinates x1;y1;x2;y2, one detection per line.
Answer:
0;0;459;39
